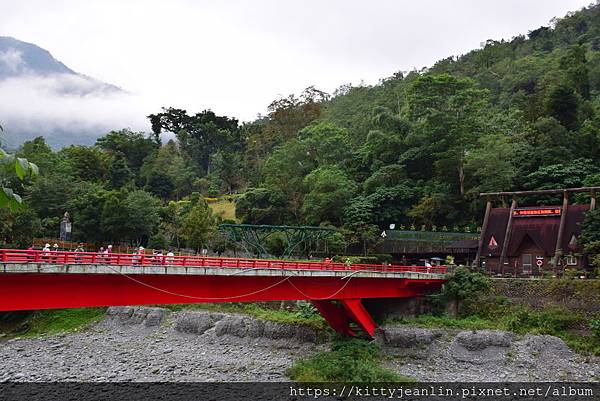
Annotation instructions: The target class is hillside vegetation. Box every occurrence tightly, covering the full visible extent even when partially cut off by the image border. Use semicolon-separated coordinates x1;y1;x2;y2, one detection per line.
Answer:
2;4;600;256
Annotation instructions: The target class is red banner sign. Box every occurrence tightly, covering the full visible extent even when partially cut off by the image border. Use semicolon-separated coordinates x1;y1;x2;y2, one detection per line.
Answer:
513;208;561;217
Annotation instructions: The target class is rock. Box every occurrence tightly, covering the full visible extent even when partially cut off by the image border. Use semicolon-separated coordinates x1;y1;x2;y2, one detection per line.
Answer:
455;330;512;351
263;321;295;340
294;325;318;343
450;330;512;365
379;326;440;348
106;306;169;327
520;335;573;360
378;326;441;359
245;319;265;338
175;311;223;335
144;308;168;327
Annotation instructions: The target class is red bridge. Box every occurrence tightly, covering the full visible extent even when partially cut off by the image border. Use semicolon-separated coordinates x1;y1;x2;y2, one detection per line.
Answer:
0;249;448;337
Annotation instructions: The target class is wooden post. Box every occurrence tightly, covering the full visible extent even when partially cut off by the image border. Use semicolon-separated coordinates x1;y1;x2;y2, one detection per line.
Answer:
474;198;492;269
553;191;569;268
591;190;596;211
499;198;517;270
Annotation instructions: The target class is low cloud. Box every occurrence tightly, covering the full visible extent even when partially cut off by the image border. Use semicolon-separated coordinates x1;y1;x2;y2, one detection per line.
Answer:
0;73;155;149
0;48;25;73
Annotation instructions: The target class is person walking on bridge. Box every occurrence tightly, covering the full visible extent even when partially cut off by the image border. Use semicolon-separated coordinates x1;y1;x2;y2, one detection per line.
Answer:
106;245;113;264
74;243;84;263
51;243;59;263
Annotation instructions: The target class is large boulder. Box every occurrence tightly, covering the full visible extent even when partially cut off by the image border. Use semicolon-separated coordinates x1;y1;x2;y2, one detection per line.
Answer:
175;311;224;335
451;330;512;364
106;306;168;327
378;326;442;358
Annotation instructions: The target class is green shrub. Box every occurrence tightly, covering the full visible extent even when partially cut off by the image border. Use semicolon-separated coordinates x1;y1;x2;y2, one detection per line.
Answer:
287;338;413;382
591;319;600;340
296;301;319;319
502;306;581;335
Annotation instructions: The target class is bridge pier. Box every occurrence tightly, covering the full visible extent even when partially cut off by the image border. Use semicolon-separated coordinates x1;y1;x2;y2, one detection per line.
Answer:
312;299;377;337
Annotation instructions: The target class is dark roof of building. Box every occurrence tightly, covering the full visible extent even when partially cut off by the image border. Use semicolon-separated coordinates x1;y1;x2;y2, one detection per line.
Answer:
446;239;479;249
481;204;589;257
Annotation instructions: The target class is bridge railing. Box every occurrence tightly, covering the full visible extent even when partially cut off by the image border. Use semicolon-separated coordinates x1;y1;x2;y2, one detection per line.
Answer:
0;249;449;275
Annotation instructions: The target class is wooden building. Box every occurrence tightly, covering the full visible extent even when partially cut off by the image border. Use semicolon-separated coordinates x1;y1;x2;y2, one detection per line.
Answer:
376;230;479;265
475;187;598;276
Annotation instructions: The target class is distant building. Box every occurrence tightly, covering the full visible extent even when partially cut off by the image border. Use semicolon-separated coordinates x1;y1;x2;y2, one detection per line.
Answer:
475;188;599;276
376;230;479;265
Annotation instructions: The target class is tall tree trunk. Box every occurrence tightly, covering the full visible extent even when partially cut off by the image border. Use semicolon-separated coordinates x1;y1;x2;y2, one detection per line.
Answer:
458;163;465;196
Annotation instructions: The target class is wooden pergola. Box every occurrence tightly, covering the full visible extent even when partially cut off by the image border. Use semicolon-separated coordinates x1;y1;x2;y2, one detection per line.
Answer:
474;187;599;269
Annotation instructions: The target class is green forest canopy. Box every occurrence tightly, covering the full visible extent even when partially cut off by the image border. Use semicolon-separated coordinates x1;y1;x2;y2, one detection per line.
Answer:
3;3;600;254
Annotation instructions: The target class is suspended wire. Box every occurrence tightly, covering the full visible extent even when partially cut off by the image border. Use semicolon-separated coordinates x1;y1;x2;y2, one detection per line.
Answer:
287;274;355;300
103;264;295;301
31;260;358;301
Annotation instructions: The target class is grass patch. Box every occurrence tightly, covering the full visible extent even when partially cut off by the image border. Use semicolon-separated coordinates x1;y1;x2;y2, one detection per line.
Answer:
161;302;328;331
208;200;237;221
388;305;600;356
22;308;106;337
287;337;414;382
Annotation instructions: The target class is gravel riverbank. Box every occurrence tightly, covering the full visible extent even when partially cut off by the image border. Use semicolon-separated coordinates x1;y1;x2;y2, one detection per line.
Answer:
0;307;325;382
0;307;598;382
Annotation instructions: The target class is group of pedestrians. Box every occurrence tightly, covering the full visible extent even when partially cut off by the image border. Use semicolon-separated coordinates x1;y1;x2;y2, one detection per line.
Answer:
133;246;175;265
25;243;178;265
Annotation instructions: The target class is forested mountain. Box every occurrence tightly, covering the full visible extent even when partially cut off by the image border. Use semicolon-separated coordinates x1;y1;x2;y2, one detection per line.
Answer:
0;36;75;78
0;36;121;93
2;3;600;255
0;37;123;149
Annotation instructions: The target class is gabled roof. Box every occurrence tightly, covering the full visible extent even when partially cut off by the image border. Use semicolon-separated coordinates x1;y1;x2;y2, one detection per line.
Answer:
481;204;589;257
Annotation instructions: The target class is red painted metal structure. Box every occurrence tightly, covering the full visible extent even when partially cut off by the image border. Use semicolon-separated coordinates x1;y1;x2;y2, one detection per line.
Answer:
0;249;448;337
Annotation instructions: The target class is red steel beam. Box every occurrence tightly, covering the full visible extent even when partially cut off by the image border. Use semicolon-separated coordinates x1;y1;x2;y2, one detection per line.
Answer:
0;273;443;312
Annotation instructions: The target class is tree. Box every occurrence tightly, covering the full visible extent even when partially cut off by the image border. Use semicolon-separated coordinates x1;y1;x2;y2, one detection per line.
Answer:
25;174;73;218
301;166;357;226
67;183;107;243
17;136;57;173
545;84;580;130
60;146;108;182
342;197;380;256
247;86;329;156
162;200;191;249
181;201;216;252
147;108;241;174
0;126;38;210
100;192;129;243
122;190;161;244
358;130;405;171
523;158;599;190
463;134;517;195
440;266;490;315
145;170;174;199
96;129;158;174
108;155;134;189
580;209;600;245
235;187;286;225
405;74;489;196
0;207;41;247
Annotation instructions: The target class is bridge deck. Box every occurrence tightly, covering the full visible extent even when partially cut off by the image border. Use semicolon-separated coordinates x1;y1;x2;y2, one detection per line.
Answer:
0;262;446;281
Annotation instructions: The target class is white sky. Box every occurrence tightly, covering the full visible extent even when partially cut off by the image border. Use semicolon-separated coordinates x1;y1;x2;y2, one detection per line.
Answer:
0;0;593;125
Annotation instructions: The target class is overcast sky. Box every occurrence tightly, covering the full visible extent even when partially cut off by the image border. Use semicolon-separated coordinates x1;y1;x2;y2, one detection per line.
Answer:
0;0;593;125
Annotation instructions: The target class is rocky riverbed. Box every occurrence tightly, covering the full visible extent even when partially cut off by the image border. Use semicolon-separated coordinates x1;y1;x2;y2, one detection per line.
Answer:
0;307;325;382
0;306;598;382
379;326;600;382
